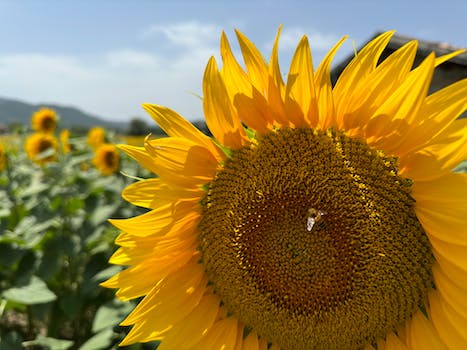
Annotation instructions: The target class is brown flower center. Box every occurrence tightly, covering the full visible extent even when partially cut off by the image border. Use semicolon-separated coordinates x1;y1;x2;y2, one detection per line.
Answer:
199;128;434;350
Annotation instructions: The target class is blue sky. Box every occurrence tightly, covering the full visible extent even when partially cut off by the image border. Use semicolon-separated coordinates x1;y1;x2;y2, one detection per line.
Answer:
0;0;465;123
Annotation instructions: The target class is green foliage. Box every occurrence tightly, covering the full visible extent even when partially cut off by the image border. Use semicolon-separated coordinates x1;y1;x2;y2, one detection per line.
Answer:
0;133;154;349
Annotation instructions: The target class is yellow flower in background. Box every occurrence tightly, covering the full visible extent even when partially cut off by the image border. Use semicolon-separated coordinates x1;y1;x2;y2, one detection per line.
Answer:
31;107;58;133
59;129;71;153
0;143;6;171
87;126;106;148
102;29;467;350
92;143;120;175
25;133;58;165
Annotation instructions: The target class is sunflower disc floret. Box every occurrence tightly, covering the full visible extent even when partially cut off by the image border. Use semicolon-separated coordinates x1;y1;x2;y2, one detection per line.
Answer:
199;127;433;349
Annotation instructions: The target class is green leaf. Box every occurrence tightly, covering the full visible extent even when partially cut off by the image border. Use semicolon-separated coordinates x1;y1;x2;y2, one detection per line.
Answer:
0;243;25;268
2;276;57;305
89;203;120;226
78;329;114;350
92;299;133;333
91;265;122;284
22;336;74;350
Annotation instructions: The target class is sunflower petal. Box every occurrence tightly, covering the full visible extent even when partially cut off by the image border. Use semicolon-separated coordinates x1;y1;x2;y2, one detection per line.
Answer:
285;35;318;127
156;293;220;350
432;263;467;321
144;136;220;187
384;332;407;350
110;201;198;237
142;104;217;152
203;57;247;149
235;29;269;94
118;144;158;175
122;178;203;209
334;31;395;128
395;78;467;155
314;36;347;129
429;290;467;348
406;309;446;349
121;261;206;326
365;53;434;147
190;317;239;350
344;40;418;133
242;331;260;350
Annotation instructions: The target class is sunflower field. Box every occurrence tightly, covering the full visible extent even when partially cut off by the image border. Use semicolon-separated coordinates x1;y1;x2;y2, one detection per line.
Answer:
0;109;154;349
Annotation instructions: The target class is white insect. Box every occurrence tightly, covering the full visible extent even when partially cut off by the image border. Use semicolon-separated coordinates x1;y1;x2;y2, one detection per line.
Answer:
306;208;327;232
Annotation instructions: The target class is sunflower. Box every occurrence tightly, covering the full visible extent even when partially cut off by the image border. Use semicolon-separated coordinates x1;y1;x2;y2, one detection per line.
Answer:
31;107;58;133
59;129;71;153
92;143;120;175
102;29;467;349
87;126;106;149
25;133;58;165
0;143;6;171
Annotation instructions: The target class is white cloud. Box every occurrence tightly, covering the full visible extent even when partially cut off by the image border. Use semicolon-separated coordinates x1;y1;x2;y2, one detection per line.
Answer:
142;21;221;49
0;21;225;123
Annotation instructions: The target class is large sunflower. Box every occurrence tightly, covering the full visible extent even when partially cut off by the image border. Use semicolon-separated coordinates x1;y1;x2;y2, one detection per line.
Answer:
102;29;467;349
31;107;58;133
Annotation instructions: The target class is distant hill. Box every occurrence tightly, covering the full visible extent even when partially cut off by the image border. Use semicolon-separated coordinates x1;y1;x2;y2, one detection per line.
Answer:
0;97;128;131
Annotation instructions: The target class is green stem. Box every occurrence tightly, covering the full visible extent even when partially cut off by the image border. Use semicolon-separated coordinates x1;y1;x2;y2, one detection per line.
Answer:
4;154;20;227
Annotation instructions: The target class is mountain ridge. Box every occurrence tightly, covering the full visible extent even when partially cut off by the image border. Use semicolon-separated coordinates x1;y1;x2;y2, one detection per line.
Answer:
0;96;128;131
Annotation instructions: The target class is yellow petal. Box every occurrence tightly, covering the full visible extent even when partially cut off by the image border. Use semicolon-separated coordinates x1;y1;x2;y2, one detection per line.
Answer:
365;53;434;149
434;252;467;292
395;78;467;156
118;144;158;175
384;332;407;350
435;49;466;66
220;31;251;96
203;57;247;149
115;211;199;245
267;26;287;126
285;35;318;127
234;91;272;133
429;290;467;349
190;317;239;350
144;136;219;187
344;40;417;133
334;31;395;128
157;293;221;350
142;103;223;161
430;238;467;280
413;173;467;245
121;261;206;326
242;331;260;350
101;250;194;300
110;234;197;266
110;201;198;237
314;36;347;129
406;309;446;349
399;120;467;181
235;29;269;95
432;263;467;321
122;178;203;209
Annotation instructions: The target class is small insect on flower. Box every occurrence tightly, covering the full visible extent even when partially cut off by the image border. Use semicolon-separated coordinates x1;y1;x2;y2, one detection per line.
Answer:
306;207;328;231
